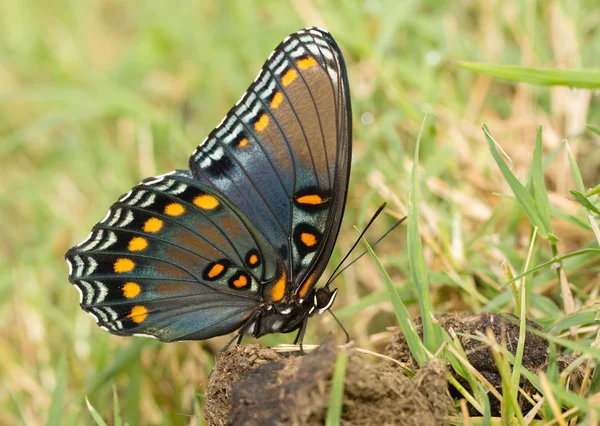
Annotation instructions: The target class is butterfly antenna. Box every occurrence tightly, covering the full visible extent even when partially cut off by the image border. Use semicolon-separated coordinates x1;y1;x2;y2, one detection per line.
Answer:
326;215;407;286
327;309;350;343
324;203;387;289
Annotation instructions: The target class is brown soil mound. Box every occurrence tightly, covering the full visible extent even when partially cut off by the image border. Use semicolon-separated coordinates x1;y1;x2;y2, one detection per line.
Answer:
205;337;453;425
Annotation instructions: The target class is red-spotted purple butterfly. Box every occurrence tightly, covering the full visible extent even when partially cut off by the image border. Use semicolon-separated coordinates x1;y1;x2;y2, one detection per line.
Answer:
65;27;351;346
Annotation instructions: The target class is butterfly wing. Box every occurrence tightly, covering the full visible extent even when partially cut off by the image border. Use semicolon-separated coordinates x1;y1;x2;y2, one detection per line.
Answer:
189;27;352;301
65;170;282;341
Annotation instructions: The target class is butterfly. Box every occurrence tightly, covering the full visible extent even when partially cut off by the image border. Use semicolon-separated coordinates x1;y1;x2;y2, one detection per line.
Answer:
65;27;351;346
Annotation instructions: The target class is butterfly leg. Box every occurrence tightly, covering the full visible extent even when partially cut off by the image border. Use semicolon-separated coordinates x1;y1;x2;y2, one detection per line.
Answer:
293;316;309;354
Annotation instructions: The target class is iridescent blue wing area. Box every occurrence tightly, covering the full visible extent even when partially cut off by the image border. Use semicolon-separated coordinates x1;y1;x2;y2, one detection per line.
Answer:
65;170;282;341
189;27;352;302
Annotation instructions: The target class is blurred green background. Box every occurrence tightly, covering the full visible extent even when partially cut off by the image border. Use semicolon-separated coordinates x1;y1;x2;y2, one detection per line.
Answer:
1;0;599;424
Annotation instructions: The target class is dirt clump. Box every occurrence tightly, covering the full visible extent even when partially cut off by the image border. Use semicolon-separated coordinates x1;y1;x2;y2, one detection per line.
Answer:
205;337;452;425
385;313;549;416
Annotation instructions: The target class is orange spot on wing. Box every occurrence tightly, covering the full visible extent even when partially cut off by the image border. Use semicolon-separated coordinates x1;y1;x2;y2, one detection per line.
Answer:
282;69;297;86
270;91;284;109
114;258;135;273
269;270;286;302
128;237;148;252
300;232;317;247
254;114;269;132
164;203;185;216
297;56;317;69
207;263;225;278
298;272;317;297
237;137;249;148
296;194;324;205
249;254;259;265
123;282;141;298
143;217;163;233
194;194;219;210
233;274;248;288
129;305;148;323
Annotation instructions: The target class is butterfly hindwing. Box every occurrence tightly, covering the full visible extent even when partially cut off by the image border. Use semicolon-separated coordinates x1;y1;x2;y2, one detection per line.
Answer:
65;170;282;341
189;27;351;300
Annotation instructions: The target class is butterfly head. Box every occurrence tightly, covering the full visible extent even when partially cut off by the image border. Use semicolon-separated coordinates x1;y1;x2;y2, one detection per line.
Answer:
312;287;338;315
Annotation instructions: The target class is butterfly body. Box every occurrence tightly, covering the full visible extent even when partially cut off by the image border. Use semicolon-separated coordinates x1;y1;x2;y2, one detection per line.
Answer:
65;27;351;344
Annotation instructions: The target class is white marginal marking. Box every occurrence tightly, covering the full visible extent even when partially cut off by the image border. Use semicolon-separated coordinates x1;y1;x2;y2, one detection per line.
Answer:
97;231;117;251
100;326;110;332
306;43;320;57
327;67;338;82
308;306;315;315
86;310;100;323
133;333;158;340
119;190;133;202
143;176;164;185
280;307;292;315
310;29;324;37
274;60;288;76
321;49;334;61
263;79;276;98
246;321;256;336
117;211;134;228
73;283;84;303
250;281;258;293
315;26;328;33
141;171;176;186
94;280;108;303
169;183;187;195
79;280;94;305
107;208;122;227
283;38;299;52
104;306;119;321
92;307;109;323
267;49;276;60
66;258;73;276
243;101;262;123
79;230;103;252
76;231;94;248
153;179;176;192
224;124;244;144
290;46;306;58
200;157;211;169
127;190;147;206
74;255;85;277
85;257;98;276
100;208;112;224
139;193;156;208
269;52;285;71
210;147;224;161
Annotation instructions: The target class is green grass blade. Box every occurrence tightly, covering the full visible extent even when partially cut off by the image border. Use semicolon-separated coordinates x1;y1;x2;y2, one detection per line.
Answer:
112;386;122;426
569;190;600;214
85;397;108;426
587;124;600;137
46;354;67;426
408;116;436;352
483;124;548;238
364;239;428;365
566;141;586;193
532;127;553;235
325;351;348;426
455;62;600;88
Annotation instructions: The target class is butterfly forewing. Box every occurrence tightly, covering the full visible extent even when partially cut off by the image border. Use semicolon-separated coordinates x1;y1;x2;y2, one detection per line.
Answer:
66;170;282;341
189;27;351;300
